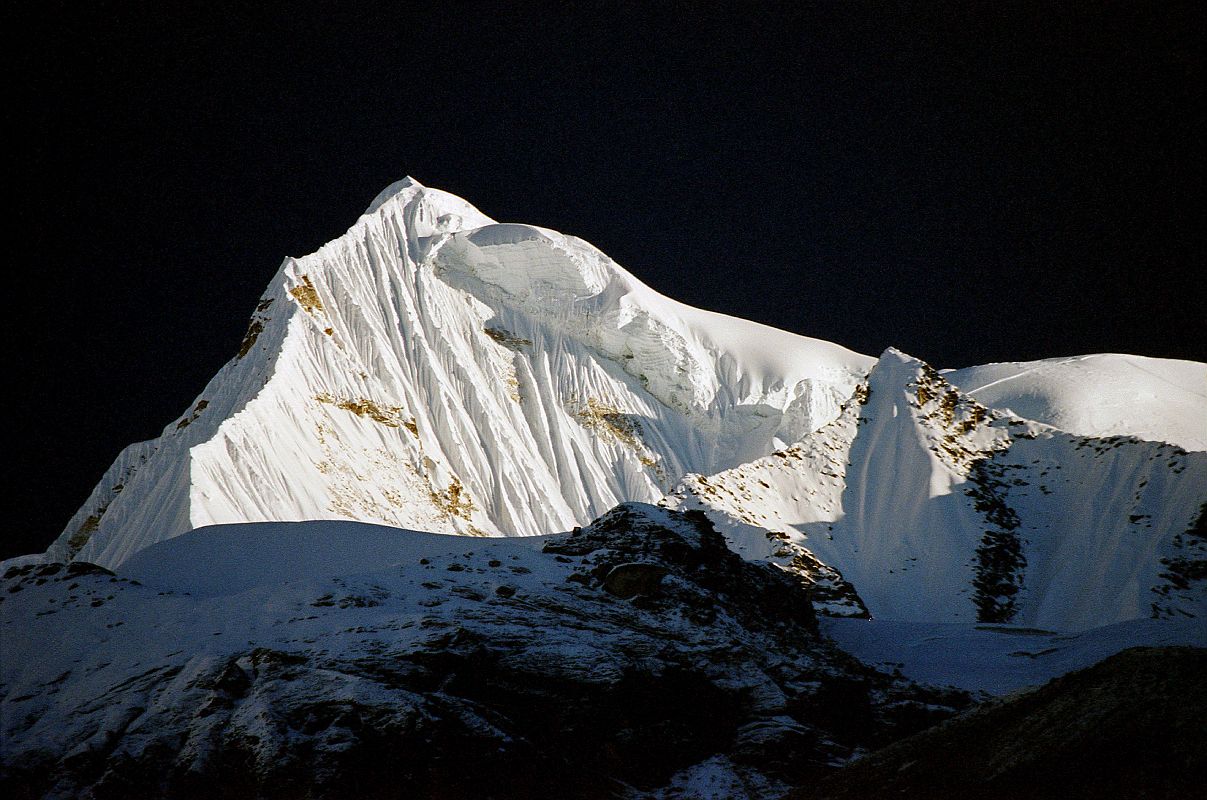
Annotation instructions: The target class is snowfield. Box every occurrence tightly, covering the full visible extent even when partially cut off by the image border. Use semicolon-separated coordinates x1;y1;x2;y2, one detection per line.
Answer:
946;353;1207;451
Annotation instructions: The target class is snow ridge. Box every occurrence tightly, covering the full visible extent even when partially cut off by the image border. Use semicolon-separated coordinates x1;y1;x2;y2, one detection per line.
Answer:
669;348;1207;632
946;353;1207;451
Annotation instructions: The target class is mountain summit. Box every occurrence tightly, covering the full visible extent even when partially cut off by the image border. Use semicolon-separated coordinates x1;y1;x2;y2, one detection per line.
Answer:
42;180;1206;631
49;178;871;568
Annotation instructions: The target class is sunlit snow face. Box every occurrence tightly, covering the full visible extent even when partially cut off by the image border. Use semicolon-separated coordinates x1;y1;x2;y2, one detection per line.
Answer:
45;180;870;570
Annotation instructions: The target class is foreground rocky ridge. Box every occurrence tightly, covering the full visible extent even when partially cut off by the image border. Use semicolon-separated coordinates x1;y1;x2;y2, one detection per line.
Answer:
1;505;968;799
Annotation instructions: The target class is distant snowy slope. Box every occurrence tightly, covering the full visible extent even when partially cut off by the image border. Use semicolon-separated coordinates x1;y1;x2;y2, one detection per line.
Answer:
669;348;1207;631
47;178;870;568
945;354;1206;451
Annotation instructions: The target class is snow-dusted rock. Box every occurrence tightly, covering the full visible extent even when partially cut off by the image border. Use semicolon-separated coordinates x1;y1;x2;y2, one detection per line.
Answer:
1;505;966;799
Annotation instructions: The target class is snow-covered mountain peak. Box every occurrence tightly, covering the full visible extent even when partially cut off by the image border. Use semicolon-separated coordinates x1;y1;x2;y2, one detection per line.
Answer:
361;175;490;223
34;178;1204;634
875;345;914;364
8;178;1206;800
47;179;871;568
364;175;422;213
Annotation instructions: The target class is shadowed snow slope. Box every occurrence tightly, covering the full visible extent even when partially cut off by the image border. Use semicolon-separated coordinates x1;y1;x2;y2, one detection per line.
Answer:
117;519;546;597
669;349;1207;631
822;616;1207;696
48;178;871;568
1;505;969;800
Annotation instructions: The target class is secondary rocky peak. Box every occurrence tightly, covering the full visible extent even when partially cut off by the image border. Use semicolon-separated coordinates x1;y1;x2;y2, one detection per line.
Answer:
671;346;1206;631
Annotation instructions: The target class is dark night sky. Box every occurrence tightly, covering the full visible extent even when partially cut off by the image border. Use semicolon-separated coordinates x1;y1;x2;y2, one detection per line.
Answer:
8;2;1203;559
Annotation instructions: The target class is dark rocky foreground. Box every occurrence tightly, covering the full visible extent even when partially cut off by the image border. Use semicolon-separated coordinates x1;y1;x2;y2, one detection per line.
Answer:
791;646;1207;800
1;505;968;799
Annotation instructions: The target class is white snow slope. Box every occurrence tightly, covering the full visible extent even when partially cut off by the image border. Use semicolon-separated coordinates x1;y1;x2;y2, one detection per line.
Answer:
48;178;871;568
669;348;1207;632
945;353;1207;451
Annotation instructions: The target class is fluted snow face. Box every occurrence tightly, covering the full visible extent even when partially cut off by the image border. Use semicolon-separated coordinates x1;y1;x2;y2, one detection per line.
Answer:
50;179;872;567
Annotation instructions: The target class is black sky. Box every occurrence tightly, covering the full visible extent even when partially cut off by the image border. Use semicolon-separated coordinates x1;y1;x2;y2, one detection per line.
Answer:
8;2;1204;559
